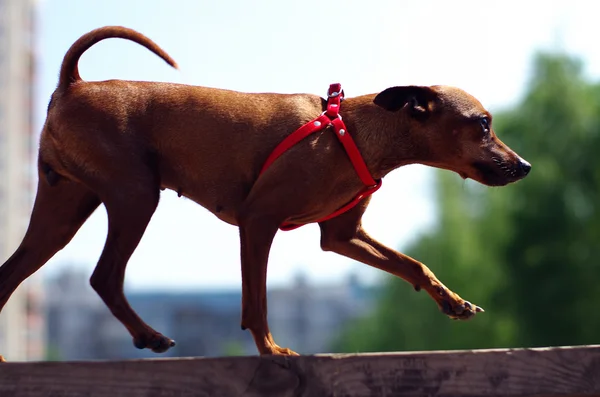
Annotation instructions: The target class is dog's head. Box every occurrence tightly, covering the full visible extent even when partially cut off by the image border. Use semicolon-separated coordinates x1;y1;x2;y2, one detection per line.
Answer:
373;85;530;186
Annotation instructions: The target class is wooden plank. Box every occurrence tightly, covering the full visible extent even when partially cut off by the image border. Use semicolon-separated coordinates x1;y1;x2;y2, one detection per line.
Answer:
1;345;599;397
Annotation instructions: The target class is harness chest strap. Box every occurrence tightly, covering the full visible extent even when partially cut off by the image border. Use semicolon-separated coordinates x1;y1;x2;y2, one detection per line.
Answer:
259;83;382;231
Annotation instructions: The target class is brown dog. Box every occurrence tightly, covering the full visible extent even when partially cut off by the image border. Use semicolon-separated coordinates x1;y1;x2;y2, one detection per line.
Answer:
0;26;530;360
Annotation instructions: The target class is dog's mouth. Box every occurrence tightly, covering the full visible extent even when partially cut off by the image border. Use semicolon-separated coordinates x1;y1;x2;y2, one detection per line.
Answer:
469;157;531;187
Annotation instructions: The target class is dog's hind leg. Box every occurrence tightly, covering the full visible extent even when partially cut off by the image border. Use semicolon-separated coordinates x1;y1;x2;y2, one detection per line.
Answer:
0;166;101;360
88;172;175;353
0;168;101;311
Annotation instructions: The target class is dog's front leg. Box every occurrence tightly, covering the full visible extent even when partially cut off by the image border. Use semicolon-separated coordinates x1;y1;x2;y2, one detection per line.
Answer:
319;199;483;320
238;212;299;356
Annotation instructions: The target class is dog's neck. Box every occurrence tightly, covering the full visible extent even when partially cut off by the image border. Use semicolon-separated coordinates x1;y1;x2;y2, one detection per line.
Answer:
340;94;427;180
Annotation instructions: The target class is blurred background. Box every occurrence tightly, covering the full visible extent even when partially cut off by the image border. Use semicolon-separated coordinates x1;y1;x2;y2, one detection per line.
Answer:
1;0;599;361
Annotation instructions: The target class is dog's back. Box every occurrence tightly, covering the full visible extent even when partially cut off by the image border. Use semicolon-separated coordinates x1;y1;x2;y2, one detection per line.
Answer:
44;73;325;224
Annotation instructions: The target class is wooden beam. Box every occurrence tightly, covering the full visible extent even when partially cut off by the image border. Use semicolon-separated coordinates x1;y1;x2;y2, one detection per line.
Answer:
1;345;600;397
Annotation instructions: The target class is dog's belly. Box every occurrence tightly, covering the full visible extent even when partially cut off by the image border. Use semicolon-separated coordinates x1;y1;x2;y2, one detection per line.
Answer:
154;126;264;225
159;170;247;227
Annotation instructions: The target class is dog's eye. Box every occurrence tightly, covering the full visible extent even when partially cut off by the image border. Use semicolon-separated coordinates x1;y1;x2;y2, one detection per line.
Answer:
479;117;490;133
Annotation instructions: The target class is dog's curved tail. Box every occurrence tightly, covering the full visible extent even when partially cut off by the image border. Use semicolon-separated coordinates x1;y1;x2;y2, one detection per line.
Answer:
57;25;178;91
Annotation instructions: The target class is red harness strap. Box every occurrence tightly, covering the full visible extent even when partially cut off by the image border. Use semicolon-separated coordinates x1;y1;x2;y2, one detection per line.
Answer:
260;83;382;231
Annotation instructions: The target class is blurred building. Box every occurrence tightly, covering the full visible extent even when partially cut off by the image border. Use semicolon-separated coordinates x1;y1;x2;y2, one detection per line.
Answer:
0;0;45;361
45;267;376;360
45;268;102;360
268;272;374;354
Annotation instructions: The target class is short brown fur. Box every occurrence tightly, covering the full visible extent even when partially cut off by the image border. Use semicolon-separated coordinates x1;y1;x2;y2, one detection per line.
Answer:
0;26;530;360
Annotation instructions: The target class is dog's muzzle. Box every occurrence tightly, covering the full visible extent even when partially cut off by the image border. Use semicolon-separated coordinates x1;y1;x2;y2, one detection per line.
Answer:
473;156;531;186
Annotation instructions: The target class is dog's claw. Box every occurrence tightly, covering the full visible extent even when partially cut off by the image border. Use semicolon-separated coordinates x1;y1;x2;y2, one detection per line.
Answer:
266;346;300;356
279;348;300;356
150;337;175;353
133;334;175;353
439;295;481;320
476;306;485;312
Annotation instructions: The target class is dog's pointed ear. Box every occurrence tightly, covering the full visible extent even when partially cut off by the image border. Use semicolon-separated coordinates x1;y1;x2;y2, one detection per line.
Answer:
373;86;437;116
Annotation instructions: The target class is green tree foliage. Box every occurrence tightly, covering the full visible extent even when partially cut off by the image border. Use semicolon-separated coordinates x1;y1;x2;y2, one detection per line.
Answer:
334;53;600;352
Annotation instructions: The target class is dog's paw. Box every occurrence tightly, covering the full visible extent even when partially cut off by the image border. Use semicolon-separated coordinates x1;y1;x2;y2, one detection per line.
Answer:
435;286;484;320
0;355;6;363
133;333;176;353
274;346;300;356
263;345;300;356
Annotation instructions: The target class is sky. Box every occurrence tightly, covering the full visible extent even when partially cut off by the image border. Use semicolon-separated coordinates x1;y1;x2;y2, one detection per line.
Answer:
32;0;600;291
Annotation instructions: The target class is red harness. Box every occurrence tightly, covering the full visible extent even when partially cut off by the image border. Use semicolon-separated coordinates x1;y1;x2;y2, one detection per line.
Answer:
260;83;382;231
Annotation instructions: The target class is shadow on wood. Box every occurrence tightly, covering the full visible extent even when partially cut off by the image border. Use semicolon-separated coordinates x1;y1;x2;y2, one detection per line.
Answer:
1;345;600;397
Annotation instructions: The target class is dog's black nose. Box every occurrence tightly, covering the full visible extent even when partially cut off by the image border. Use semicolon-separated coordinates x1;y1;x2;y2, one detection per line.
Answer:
519;159;531;175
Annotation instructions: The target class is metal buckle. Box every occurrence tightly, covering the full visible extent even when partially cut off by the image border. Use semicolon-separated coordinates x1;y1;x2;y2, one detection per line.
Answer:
321;110;342;121
329;90;345;102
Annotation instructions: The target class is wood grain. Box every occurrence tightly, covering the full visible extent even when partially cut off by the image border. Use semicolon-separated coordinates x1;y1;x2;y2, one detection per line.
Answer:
1;345;599;397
